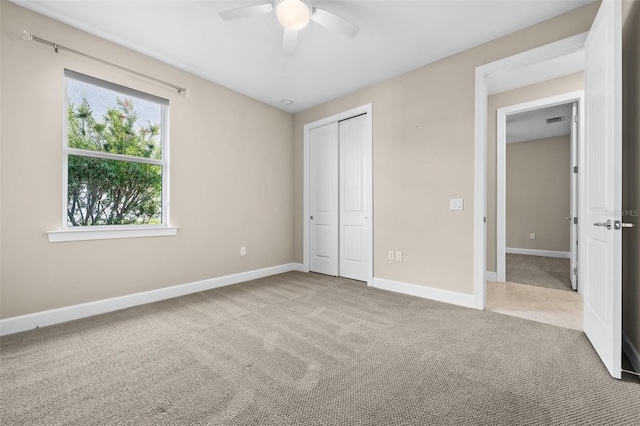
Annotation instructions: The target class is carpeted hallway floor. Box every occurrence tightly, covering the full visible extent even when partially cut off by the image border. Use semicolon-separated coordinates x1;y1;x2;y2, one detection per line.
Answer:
1;271;638;425
506;254;573;291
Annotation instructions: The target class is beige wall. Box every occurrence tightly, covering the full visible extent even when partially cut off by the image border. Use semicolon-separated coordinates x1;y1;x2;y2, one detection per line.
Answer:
293;4;598;294
0;2;604;319
622;0;640;361
506;136;570;252
0;2;294;318
486;73;584;271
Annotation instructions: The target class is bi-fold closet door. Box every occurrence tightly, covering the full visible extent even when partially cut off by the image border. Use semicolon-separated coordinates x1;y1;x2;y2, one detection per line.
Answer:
309;114;368;282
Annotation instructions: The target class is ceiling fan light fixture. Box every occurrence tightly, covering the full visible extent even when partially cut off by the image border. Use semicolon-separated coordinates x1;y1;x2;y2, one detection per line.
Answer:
275;0;312;30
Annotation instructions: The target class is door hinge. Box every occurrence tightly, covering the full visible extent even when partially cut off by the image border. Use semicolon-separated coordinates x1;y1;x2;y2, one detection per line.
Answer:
573;268;578;276
574;115;579;123
574;217;578;225
573;166;578;173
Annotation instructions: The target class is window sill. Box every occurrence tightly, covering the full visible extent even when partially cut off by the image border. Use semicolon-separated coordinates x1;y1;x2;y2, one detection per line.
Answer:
47;226;179;243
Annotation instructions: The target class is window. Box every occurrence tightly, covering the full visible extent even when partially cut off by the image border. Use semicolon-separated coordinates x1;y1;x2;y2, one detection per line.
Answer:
49;70;176;242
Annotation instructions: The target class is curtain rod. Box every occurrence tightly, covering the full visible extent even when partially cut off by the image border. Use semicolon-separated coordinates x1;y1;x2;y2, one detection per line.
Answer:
22;31;190;95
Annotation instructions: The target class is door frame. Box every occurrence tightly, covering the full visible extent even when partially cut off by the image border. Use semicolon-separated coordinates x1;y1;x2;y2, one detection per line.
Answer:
473;33;588;310
496;91;584;286
303;103;374;285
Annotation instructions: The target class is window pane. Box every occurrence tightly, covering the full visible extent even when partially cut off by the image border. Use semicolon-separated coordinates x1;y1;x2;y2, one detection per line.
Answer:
67;78;162;160
67;155;162;226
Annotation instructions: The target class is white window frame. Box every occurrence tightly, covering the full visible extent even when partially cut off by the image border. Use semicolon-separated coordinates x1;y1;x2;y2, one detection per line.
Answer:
48;70;178;242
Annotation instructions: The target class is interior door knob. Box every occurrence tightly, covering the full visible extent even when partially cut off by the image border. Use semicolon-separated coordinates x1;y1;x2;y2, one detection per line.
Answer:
614;220;634;230
593;219;612;230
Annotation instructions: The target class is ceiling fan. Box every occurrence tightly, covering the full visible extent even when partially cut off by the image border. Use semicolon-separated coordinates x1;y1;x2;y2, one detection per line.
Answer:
219;0;360;56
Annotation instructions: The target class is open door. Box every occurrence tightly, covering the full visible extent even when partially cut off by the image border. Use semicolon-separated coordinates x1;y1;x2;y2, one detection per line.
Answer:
569;102;578;291
581;0;622;379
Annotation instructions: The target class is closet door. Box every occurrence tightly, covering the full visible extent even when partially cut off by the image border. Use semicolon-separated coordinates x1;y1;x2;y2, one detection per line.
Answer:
309;122;339;276
339;115;368;282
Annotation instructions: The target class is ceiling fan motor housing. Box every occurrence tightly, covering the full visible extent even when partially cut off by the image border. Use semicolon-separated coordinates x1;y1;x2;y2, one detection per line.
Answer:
274;0;313;30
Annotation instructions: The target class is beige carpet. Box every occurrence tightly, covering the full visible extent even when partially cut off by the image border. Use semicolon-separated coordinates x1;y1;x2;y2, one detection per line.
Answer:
506;253;573;291
1;271;638;425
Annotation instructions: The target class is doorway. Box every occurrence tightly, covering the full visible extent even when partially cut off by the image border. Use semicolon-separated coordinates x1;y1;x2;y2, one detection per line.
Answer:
475;0;623;379
496;92;584;294
488;94;584;331
303;104;373;284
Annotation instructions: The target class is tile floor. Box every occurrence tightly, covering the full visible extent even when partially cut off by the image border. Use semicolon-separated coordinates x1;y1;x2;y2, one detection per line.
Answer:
487;280;583;331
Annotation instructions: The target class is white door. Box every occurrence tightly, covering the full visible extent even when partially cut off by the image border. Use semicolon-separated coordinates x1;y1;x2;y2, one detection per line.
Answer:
339;115;369;281
581;0;622;379
569;102;578;291
309;122;339;276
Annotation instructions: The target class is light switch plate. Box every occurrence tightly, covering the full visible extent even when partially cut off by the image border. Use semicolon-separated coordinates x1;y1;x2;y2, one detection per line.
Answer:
450;198;464;211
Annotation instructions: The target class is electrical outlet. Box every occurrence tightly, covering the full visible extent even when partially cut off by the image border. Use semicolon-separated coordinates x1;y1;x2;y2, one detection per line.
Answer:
395;251;403;262
450;198;464;211
530;233;536;240
388;250;394;261
240;246;246;256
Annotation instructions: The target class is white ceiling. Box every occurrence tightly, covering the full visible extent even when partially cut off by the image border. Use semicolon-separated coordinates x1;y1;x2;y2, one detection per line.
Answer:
14;0;596;113
507;103;574;143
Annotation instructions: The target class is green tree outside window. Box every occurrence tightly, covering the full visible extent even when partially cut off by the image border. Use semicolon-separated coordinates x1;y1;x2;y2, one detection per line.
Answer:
67;97;163;226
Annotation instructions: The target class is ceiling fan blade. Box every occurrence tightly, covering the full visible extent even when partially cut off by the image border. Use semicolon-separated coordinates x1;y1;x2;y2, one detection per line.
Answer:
219;3;273;20
283;28;298;56
311;8;359;38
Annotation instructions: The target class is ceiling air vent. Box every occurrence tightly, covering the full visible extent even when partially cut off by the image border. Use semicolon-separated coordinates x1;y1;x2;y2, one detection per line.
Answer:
546;116;564;124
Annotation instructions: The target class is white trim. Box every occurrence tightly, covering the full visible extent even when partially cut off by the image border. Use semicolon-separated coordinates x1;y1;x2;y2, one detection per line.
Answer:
293;263;305;272
303;103;374;286
505;247;570;259
623;330;640;374
372;277;476;309
63;71;171;229
496;91;584;281
474;64;489;310
485;271;497;282
47;226;179;242
0;263;297;336
62;77;70;227
474;33;588;308
496;101;507;282
66;148;164;165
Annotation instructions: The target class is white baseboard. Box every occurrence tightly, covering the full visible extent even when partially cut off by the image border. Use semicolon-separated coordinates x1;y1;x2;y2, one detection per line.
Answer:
0;263;298;336
623;330;640;373
372;277;476;309
485;271;497;282
293;263;305;272
506;247;570;259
